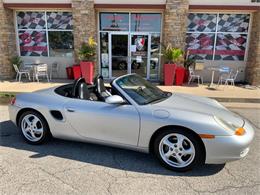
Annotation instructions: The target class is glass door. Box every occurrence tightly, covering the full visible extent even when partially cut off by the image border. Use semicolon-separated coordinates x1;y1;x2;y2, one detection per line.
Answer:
130;34;149;78
109;33;129;78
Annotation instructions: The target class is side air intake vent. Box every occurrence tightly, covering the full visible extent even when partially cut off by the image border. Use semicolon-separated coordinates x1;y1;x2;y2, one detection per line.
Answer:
50;110;63;120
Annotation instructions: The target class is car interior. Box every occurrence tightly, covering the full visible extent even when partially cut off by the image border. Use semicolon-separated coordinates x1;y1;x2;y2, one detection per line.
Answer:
54;75;122;102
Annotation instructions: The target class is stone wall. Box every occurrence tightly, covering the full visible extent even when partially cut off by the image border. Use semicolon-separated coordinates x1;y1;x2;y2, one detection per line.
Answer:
161;0;189;81
71;0;98;75
246;11;260;86
163;0;189;49
0;0;16;79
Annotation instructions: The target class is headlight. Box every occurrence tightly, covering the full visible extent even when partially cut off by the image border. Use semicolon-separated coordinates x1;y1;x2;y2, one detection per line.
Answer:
214;116;245;136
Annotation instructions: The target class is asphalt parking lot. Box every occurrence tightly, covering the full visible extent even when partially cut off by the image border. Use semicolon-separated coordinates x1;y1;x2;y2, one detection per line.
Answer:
0;105;259;194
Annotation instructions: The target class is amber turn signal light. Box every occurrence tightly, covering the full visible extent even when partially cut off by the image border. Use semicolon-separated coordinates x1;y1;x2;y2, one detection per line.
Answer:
235;127;245;136
199;134;215;139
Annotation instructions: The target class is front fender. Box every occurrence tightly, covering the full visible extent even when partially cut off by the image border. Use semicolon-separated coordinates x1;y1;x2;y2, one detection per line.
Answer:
137;107;231;149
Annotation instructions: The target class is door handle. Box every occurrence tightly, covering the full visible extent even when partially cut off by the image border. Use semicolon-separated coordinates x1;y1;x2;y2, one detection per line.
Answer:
66;107;75;112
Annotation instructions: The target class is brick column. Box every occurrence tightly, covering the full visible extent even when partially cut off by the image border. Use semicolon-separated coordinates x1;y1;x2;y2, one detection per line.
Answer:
163;0;189;49
246;11;260;86
0;1;16;79
71;0;98;74
161;0;189;81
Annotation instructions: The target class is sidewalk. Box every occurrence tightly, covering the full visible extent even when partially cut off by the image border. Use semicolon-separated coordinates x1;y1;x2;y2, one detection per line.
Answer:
1;80;259;108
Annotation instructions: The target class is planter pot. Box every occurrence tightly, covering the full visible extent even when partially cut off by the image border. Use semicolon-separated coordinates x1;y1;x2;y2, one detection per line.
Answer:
175;67;185;86
183;69;189;83
80;61;94;84
164;64;177;86
72;65;81;80
66;66;74;79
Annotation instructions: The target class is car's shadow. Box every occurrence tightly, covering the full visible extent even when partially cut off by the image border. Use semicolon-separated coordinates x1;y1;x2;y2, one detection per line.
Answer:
0;120;225;177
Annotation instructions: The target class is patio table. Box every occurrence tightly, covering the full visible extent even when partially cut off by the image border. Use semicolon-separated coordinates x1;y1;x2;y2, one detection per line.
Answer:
206;66;221;88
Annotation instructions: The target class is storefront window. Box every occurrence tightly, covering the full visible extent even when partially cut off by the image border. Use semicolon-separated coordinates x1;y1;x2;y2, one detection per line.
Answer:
186;33;214;60
186;13;250;61
16;11;73;57
100;32;109;78
100;13;129;31
131;13;161;32
48;32;74;57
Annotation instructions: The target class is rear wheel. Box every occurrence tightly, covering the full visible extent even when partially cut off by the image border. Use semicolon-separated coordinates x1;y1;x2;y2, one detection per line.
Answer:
18;110;51;144
154;129;204;172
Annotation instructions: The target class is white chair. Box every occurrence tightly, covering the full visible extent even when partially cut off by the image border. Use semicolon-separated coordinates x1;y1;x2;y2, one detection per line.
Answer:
223;69;239;86
34;64;49;82
13;64;31;82
217;67;232;86
188;66;203;85
50;62;59;80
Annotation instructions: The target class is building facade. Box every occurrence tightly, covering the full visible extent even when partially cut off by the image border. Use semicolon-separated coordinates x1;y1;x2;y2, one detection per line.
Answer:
0;0;259;85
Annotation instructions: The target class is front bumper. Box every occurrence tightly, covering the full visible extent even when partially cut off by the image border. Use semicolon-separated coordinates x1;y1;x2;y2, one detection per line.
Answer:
204;119;255;164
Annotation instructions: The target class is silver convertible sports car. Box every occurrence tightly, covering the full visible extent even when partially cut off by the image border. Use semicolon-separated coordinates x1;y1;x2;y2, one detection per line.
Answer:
9;74;254;172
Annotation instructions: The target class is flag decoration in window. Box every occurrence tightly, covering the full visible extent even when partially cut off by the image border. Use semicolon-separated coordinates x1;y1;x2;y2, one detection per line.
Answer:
186;33;215;60
17;12;46;29
19;31;48;56
47;12;73;30
187;13;217;32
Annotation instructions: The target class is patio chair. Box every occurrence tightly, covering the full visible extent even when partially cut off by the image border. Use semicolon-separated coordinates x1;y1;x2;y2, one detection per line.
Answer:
188;66;203;85
34;64;49;82
217;67;232;86
224;69;239;86
50;62;59;80
13;64;31;82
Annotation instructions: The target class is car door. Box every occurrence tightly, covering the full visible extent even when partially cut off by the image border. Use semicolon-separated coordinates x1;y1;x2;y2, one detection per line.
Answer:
63;99;140;146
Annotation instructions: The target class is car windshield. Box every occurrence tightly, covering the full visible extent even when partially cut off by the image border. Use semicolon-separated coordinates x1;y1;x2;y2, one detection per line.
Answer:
115;74;171;105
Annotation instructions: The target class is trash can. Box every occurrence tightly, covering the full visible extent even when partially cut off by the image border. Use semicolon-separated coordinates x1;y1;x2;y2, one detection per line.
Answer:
72;65;81;80
164;64;176;86
66;67;74;79
80;61;94;84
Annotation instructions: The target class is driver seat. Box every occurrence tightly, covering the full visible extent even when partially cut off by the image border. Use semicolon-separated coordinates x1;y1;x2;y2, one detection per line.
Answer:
72;78;91;100
94;75;112;101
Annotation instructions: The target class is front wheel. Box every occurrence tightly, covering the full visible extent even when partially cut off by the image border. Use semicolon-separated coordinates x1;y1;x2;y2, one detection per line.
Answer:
154;129;204;172
18;111;51;144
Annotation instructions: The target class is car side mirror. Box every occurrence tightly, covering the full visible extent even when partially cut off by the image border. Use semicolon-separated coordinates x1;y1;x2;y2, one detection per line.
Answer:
105;95;125;104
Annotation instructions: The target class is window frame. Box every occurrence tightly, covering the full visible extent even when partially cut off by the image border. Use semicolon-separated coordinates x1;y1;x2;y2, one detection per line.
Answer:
186;11;252;62
15;10;73;58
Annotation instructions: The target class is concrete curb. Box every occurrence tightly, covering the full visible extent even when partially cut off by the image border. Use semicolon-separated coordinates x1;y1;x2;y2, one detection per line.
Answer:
221;102;260;109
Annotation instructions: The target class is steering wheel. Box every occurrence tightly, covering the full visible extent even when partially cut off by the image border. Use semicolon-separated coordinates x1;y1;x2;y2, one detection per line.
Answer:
72;77;85;98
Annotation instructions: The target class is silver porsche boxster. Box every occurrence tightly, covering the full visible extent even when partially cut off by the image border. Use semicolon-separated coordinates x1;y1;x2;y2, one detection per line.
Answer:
8;74;254;171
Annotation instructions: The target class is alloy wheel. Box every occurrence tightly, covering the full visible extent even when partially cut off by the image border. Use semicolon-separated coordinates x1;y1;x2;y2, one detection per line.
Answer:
21;114;44;142
159;133;195;168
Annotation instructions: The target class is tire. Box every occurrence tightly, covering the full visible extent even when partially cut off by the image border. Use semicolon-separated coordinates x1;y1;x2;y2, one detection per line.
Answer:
18;110;51;145
153;128;204;172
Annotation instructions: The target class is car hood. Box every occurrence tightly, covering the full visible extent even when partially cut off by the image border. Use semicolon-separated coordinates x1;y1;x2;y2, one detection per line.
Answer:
154;93;244;127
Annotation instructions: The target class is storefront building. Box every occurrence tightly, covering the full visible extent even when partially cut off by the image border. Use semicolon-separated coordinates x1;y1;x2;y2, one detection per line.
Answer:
0;0;259;85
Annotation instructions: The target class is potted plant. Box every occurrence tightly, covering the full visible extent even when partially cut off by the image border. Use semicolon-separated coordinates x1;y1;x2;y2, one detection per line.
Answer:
163;45;186;86
10;56;23;69
78;36;97;84
172;49;185;86
162;44;178;86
